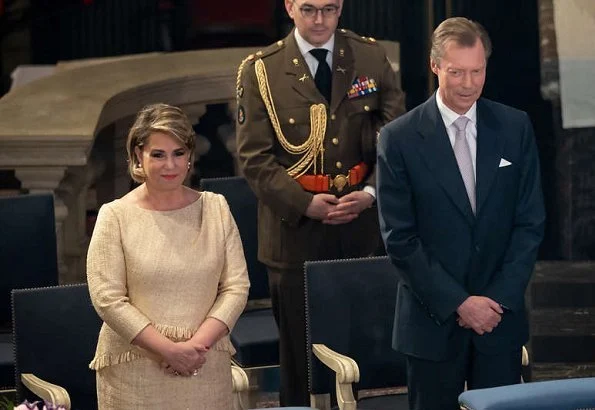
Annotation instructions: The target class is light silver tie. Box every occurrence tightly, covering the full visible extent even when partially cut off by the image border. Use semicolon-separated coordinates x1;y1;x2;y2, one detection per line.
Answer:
452;116;476;214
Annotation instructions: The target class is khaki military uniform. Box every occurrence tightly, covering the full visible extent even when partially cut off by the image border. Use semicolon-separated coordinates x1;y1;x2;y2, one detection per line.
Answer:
237;28;405;268
235;28;406;405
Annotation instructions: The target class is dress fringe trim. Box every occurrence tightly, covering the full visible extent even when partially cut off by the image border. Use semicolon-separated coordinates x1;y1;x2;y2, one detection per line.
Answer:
89;323;235;371
90;349;144;370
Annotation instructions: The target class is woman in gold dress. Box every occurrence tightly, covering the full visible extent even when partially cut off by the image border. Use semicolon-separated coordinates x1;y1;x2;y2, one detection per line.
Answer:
87;103;249;409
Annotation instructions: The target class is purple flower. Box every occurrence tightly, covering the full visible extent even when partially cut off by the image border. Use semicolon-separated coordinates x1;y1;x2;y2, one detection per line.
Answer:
15;401;66;410
14;401;39;410
42;402;67;410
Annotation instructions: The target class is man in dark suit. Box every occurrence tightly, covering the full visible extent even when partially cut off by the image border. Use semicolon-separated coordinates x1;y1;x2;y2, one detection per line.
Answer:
377;17;545;410
236;0;405;405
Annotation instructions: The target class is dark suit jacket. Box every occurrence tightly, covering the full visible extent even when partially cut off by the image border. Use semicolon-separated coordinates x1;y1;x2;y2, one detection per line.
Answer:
237;29;405;269
377;94;545;361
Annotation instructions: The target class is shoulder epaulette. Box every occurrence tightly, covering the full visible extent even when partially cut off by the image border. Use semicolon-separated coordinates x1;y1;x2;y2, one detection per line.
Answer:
236;39;287;101
237;39;285;80
244;39;286;66
338;28;379;46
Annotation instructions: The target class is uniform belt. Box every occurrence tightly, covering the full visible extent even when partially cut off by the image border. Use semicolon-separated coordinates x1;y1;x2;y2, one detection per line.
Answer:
296;162;369;193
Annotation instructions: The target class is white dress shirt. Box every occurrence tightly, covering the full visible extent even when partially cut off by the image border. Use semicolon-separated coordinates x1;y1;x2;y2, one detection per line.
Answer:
436;90;478;177
294;29;334;76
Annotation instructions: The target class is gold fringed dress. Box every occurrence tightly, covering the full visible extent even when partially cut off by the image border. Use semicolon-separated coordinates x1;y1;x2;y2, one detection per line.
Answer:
87;192;249;409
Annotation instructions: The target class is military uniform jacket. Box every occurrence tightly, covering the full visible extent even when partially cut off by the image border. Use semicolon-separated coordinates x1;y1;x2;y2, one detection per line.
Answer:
236;29;405;269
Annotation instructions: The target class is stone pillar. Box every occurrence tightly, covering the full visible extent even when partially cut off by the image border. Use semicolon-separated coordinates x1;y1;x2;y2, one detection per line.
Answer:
92;123;118;208
14;162;105;284
113;117;135;199
58;160;105;284
181;103;208;182
222;100;240;176
14;167;68;279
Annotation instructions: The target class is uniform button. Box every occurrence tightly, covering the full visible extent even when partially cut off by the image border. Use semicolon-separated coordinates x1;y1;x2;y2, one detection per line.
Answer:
289;118;296;124
331;114;336;120
364;105;370;112
336;161;343;169
332;137;339;145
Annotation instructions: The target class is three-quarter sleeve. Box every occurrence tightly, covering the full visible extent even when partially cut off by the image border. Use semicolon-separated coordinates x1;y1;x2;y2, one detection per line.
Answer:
87;204;152;342
206;196;250;331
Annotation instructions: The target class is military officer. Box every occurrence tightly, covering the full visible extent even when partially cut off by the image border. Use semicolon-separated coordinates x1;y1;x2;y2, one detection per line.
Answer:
236;0;405;405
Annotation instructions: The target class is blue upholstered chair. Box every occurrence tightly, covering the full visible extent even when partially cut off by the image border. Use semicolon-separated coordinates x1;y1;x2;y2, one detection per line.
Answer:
12;284;100;409
458;377;595;410
302;256;532;410
199;177;279;369
12;284;255;410
0;194;59;389
305;256;409;410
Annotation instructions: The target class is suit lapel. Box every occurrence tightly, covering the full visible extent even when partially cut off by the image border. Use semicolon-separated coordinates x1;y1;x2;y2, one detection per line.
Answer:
330;33;356;114
416;95;475;225
475;99;504;215
284;31;323;103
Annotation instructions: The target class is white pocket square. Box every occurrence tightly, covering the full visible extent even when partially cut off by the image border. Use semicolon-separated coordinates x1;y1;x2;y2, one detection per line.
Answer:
499;158;512;167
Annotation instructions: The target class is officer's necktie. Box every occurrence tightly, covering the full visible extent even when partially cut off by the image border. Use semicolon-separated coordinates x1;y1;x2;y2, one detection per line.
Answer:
453;116;476;214
310;48;332;104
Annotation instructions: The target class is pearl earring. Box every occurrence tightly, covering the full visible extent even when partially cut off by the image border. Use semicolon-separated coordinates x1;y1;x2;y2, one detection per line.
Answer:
187;162;192;169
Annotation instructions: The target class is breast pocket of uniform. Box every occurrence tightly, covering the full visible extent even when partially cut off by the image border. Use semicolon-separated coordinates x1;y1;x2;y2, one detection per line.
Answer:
345;96;380;160
347;95;379;118
277;107;314;143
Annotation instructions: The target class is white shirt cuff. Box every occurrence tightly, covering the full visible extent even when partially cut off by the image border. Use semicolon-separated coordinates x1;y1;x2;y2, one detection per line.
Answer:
362;185;376;199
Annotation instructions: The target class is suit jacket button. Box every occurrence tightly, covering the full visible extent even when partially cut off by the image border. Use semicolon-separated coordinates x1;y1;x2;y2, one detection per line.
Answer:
364;105;371;112
332;137;339;145
289;118;296;124
331;114;337;120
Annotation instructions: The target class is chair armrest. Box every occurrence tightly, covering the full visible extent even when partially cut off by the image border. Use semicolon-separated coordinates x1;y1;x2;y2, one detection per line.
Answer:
521;346;529;367
21;373;71;410
459;377;595;410
231;363;250;410
520;345;532;382
231;363;249;393
312;343;359;410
